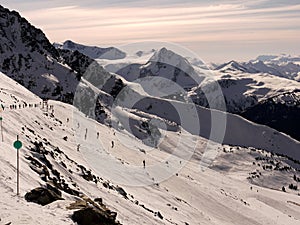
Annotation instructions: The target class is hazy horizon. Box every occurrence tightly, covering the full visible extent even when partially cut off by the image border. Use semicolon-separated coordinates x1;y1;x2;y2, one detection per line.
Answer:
1;0;300;63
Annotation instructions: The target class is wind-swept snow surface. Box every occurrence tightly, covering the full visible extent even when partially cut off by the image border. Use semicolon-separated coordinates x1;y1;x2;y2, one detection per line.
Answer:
0;4;300;224
1;70;300;224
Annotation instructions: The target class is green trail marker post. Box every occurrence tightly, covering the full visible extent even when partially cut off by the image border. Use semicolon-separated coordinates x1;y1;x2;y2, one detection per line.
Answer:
13;135;22;195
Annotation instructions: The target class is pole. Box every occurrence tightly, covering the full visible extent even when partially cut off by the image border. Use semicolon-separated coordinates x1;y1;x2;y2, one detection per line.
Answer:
1;119;3;142
13;135;22;196
17;135;19;196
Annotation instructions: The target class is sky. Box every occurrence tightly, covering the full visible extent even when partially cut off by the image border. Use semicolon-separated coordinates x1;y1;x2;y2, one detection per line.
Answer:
1;0;300;62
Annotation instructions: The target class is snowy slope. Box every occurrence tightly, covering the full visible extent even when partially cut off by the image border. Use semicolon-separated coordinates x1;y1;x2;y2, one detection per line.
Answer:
192;60;300;140
96;51;155;74
69;61;300;163
1;71;300;225
113;87;300;161
190;71;300;113
1;4;300;225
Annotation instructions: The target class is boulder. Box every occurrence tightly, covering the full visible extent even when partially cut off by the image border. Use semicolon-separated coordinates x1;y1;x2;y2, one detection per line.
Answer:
25;185;63;206
72;207;121;225
115;186;128;199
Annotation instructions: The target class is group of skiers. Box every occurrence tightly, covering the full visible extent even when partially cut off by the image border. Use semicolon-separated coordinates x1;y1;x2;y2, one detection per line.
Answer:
8;102;40;110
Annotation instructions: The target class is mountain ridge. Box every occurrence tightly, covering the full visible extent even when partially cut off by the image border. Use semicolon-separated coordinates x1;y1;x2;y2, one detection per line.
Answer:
55;40;126;60
1;5;300;225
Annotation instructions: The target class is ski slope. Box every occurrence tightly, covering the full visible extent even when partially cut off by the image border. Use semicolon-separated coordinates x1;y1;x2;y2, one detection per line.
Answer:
1;72;300;224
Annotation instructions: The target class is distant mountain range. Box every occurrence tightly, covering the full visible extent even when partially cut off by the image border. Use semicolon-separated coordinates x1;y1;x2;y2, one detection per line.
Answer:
0;4;299;141
1;4;300;225
215;55;300;81
54;40;126;60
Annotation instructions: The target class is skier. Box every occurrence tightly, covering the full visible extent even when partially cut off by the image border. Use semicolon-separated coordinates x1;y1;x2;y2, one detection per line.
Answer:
143;160;145;169
84;128;88;140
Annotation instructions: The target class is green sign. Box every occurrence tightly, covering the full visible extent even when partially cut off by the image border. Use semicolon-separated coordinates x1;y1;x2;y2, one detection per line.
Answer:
13;140;22;149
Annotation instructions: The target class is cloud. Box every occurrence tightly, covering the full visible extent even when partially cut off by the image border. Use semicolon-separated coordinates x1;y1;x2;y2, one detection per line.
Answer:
2;0;299;61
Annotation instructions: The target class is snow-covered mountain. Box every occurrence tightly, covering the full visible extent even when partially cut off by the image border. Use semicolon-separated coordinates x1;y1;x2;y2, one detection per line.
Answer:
116;47;204;90
93;43;300;141
191;67;300;140
190;71;300;113
57;48;95;79
255;54;300;65
241;90;300;141
0;6;86;102
215;60;259;74
0;4;128;109
215;55;300;81
1;67;300;225
55;40;126;60
96;49;156;74
0;5;81;102
135;49;156;57
1;4;300;224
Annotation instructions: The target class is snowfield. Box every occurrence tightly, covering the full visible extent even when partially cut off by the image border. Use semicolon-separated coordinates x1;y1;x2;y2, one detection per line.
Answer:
0;3;300;225
1;69;300;225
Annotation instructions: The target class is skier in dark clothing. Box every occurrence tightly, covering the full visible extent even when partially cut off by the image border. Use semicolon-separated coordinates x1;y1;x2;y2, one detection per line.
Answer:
84;128;88;140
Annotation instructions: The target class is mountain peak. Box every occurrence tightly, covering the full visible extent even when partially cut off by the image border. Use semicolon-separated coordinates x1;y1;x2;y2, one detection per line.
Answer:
254;54;300;64
149;47;190;66
215;60;247;72
228;60;241;66
156;47;175;56
63;40;77;49
0;4;59;59
59;40;126;60
255;55;278;62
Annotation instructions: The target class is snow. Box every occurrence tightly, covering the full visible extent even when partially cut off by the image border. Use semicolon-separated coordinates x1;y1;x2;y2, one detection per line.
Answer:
96;50;156;74
1;71;300;224
223;54;300;81
1;5;300;224
110;47;204;90
190;70;300;113
56;40;126;60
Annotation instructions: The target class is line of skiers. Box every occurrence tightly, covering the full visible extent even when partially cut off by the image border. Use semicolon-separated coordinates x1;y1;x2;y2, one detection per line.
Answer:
5;99;55;112
8;102;40;110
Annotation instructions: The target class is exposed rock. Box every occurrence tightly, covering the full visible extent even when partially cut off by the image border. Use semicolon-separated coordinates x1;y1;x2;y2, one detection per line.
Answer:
25;185;63;206
115;186;128;199
72;207;121;225
94;198;103;205
58;49;94;80
69;195;121;225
